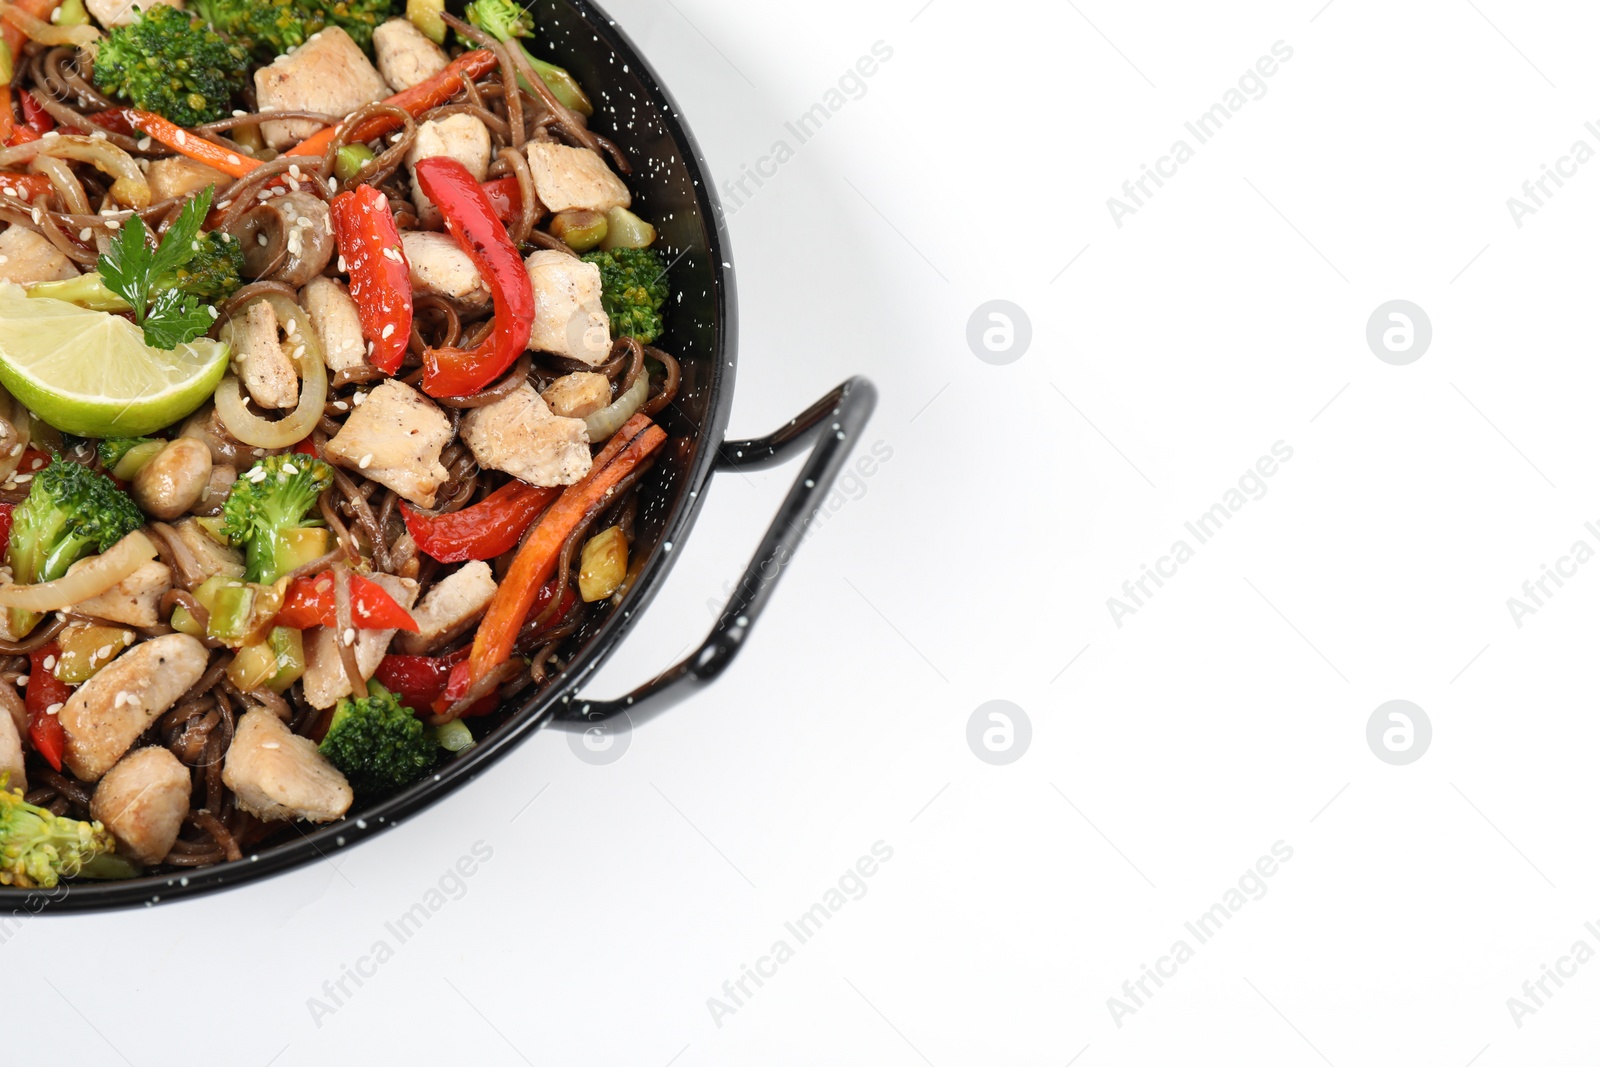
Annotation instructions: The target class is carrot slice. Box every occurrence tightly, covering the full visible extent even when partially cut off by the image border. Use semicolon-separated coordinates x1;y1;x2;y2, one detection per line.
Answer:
285;49;500;160
468;415;665;685
125;110;260;178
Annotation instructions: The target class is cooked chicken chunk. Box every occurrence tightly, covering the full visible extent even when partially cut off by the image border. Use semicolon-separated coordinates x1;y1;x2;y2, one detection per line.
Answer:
407;113;492;221
235;299;299;410
525;142;631;213
0;704;23;794
74;561;174;629
301;573;419;708
86;0;180;28
169;518;246;581
91;747;190;864
301;276;368;374
542;371;612;420
395;561;497;655
325;379;451;507
462;383;591;487
0;226;78;286
373;17;448;92
59;634;209;782
401;230;490;309
223;708;353;823
255;28;388;150
525;249;610;364
146;156;229;202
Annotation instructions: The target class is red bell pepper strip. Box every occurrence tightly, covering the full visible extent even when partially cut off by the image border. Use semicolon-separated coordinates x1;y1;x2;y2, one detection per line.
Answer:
286;49;500;161
481;175;521;223
0;502;15;559
0;173;57;203
400;480;557;564
413;156;534;397
329;183;412;374
25;644;70;771
126;110;260;179
17;91;53;139
469;415;666;687
378;646;494;717
276;571;419;632
293;437;319;458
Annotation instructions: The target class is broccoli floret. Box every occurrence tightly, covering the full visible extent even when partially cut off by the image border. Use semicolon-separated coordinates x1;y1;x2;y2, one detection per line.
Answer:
92;5;251;127
320;681;439;795
0;775;116;888
98;437;158;470
581;248;670;344
316;0;392;50
30;228;244;311
167;230;245;303
193;0;316;56
219;454;333;584
7;460;143;637
195;0;391;54
464;0;593;115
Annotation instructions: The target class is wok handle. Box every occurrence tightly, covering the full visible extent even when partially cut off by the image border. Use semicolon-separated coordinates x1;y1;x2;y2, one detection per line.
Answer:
555;376;878;727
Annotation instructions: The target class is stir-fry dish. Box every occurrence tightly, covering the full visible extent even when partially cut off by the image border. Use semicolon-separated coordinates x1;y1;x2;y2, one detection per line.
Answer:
0;0;681;886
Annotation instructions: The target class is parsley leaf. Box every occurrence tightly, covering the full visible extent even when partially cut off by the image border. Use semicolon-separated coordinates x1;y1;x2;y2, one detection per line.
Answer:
141;290;217;350
97;186;217;350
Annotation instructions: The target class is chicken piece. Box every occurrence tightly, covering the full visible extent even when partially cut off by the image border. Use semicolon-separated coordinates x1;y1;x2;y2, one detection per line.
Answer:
235;299;299;410
74;561;174;629
301;276;367;374
524;142;631;214
255;28;389;150
0;704;23;794
325;379;451;507
300;573;419;708
145;156;228;202
91;747;190;864
395;561;497;655
406;113;492;221
169;518;246;581
401;230;490;310
0;226;78;286
462;383;591;487
59;634;209;782
223;708;353;823
525;249;611;364
542;371;612;420
373;17;448;92
85;0;180;27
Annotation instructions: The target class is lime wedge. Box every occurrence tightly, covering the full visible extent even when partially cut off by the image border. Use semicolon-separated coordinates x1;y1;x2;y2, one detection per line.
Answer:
0;283;229;438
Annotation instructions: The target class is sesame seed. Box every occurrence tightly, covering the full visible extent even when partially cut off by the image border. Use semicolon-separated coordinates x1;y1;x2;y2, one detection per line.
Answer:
358;453;372;469
136;137;152;150
380;324;394;340
342;628;356;646
78;227;91;241
45;702;62;716
15;676;26;686
95;644;113;660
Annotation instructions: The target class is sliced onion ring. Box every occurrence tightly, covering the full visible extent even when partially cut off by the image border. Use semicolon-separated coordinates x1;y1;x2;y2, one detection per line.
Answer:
0;135;150;209
584;370;649;442
214;292;329;449
0;530;157;612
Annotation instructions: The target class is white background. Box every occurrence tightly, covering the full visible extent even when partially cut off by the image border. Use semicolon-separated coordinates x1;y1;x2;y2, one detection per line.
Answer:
15;0;1600;1064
